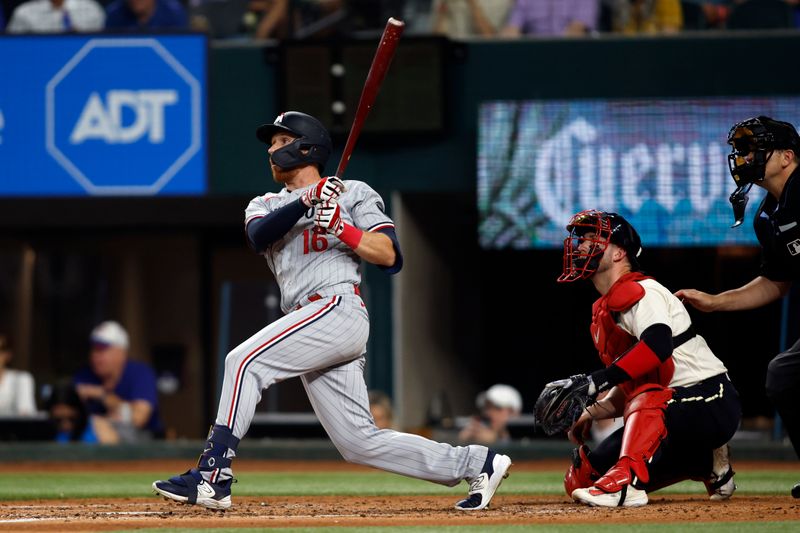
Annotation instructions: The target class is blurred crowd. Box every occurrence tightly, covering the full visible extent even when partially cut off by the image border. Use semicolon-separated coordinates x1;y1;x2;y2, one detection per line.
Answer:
0;321;163;444
0;0;799;38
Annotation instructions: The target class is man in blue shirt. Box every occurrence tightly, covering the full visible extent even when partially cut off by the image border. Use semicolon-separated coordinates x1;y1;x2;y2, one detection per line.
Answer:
73;320;163;441
105;0;187;29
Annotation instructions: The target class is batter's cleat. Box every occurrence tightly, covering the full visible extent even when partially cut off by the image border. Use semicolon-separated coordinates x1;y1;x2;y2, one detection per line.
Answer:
454;450;512;511
571;484;648;508
792;482;800;498
152;469;233;510
704;444;736;501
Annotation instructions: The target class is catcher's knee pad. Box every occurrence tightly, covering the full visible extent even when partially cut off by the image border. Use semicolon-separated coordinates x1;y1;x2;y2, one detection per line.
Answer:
565;445;600;496
613;385;672;485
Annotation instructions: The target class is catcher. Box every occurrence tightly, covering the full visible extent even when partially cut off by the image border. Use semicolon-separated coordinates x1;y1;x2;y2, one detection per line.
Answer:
535;210;741;507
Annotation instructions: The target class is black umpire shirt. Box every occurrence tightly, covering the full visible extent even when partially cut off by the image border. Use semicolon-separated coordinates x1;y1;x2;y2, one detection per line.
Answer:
754;165;800;282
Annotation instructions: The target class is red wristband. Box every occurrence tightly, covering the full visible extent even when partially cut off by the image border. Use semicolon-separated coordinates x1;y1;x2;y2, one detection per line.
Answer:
338;223;363;249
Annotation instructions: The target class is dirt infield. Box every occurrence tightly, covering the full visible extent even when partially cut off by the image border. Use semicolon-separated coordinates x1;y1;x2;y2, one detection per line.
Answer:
1;460;799;531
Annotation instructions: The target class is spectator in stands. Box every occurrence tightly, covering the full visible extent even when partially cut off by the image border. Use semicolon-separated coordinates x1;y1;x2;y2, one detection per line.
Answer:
105;0;187;29
6;0;104;33
73;320;163;442
46;381;107;443
604;0;683;34
368;389;394;430
0;334;37;416
501;0;599;37
458;384;522;445
431;0;514;38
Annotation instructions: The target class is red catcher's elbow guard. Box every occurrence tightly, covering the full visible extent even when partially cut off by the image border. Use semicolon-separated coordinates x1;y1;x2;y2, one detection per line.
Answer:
564;445;601;496
615;340;662;381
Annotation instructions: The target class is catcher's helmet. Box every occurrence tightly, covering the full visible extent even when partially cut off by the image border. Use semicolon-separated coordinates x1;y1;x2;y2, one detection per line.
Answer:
256;111;332;172
558;209;642;283
727;116;800;227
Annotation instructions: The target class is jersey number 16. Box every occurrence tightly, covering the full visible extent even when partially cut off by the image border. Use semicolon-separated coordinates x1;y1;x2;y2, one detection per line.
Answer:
303;229;328;254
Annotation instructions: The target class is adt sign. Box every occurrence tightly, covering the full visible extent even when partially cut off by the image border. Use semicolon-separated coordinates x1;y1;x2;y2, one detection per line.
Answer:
46;38;203;195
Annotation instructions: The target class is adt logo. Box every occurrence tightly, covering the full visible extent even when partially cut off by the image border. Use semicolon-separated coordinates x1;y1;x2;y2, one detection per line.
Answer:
46;39;201;195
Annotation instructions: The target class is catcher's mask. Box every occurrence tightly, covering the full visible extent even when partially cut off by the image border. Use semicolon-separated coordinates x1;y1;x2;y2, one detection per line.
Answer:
256;111;332;172
727;116;800;227
557;209;642;283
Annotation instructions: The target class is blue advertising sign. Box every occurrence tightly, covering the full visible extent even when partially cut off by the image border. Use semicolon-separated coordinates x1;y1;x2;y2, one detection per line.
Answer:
0;35;206;196
477;98;800;249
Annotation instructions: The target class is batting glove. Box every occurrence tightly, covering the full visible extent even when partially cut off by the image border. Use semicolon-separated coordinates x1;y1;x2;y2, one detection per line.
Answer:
302;177;346;207
314;200;345;236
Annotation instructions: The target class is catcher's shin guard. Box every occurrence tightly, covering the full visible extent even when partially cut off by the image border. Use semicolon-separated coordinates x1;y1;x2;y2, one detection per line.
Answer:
564;445;601;496
594;385;671;493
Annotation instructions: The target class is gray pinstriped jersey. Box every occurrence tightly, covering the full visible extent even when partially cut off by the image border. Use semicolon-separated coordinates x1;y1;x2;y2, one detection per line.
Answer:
245;180;394;313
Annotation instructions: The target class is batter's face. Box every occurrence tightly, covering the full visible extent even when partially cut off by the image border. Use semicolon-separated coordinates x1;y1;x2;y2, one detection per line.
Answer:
268;132;303;184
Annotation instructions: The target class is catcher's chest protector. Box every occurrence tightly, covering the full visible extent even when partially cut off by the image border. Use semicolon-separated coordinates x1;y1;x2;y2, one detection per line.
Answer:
590;272;675;396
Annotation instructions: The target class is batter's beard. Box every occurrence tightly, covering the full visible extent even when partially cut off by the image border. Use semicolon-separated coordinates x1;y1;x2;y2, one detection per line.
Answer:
271;164;300;184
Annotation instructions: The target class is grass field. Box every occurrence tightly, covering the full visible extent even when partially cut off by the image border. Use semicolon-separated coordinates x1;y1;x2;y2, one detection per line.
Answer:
1;469;799;500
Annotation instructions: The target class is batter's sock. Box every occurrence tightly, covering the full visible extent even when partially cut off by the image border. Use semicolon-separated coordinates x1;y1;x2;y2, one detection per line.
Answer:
197;424;239;484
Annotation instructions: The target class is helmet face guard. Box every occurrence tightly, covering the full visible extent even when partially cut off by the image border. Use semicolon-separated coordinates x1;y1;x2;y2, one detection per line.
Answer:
558;210;613;283
727;116;800;227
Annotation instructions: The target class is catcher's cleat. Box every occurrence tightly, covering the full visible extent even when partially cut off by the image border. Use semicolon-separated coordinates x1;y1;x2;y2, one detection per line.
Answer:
571;484;648;508
704;444;736;501
152;469;234;510
454;450;512;511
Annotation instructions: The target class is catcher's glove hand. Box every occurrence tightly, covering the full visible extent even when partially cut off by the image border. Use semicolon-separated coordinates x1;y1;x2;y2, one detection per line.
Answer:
533;374;596;436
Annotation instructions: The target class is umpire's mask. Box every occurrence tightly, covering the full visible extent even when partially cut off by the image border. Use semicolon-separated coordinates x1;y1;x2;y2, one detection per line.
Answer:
727;116;800;227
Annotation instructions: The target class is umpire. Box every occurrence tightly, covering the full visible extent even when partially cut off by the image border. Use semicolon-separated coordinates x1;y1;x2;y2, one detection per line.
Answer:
676;115;800;498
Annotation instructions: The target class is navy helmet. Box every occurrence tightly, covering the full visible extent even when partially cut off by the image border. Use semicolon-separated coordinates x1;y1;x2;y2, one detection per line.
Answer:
256;111;332;172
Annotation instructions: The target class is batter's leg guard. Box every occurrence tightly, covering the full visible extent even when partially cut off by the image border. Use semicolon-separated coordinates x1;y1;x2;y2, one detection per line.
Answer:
573;385;671;507
564;445;600;496
197;424;240;484
152;425;240;510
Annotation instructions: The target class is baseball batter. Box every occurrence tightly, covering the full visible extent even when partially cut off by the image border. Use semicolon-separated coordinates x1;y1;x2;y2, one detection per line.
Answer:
152;111;512;511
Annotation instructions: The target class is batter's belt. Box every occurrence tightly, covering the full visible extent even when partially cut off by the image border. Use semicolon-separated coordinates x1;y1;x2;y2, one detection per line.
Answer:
294;283;361;310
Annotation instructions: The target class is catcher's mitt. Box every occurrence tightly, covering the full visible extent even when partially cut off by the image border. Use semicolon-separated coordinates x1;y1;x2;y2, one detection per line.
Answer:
533;374;593;436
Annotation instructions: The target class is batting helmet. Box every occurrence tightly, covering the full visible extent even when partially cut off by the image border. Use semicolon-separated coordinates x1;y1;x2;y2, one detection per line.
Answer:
558;210;642;283
727;116;800;227
256;111;332;172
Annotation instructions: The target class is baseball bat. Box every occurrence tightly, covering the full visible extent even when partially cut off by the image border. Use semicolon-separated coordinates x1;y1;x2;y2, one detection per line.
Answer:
335;17;405;179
